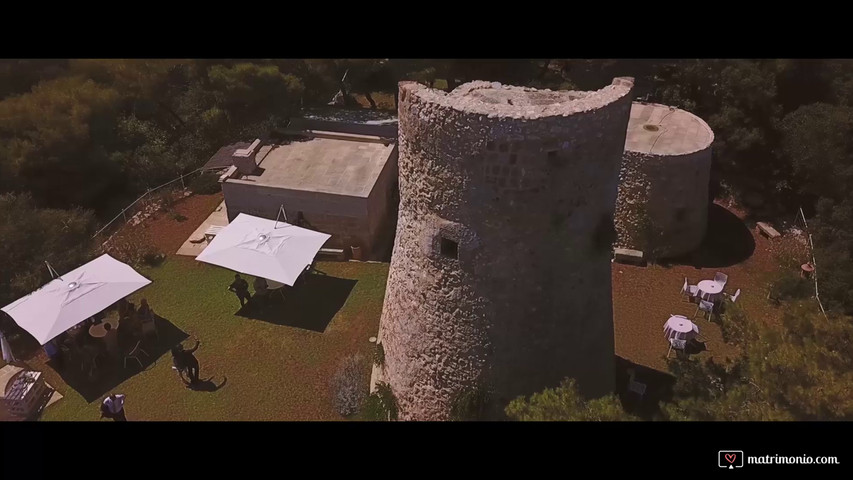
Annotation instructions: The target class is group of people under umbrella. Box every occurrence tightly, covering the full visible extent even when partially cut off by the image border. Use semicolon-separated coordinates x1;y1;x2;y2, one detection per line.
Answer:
1;213;331;417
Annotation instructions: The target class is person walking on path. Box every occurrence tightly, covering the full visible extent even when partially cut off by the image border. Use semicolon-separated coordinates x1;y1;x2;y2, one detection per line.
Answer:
100;393;127;421
228;274;251;307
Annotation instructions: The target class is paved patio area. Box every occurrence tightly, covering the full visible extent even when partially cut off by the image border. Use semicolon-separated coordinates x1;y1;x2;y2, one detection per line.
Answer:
175;201;228;257
0;365;63;421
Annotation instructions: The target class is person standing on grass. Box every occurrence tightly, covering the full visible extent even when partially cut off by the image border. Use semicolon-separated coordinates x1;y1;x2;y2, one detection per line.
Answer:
102;323;120;359
228;274;251;307
171;340;201;385
100;393;127;421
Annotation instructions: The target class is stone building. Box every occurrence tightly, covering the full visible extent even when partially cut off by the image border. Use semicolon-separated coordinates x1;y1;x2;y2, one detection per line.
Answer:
614;102;714;259
217;125;398;259
376;78;635;420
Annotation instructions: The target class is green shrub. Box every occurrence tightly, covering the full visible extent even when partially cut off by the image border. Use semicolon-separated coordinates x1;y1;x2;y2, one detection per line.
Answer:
373;342;385;367
189;172;222;195
770;273;813;302
719;299;749;346
358;382;398;421
141;247;165;267
450;386;491;421
331;354;367;417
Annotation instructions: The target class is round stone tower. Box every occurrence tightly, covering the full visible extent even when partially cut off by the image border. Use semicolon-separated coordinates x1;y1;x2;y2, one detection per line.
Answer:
376;78;635;420
615;102;714;259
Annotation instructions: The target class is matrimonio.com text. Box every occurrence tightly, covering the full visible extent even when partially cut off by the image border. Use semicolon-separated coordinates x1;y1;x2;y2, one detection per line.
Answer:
719;451;841;469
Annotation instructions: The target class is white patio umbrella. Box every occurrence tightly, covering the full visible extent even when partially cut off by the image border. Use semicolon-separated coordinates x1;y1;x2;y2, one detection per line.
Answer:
1;254;151;345
195;213;331;287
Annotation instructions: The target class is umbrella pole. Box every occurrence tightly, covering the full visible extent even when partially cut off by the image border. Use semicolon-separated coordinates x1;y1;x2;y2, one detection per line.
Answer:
274;204;288;229
44;261;62;281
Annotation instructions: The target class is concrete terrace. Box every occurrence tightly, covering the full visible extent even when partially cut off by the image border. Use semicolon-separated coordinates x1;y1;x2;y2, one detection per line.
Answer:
625;102;714;155
238;132;396;198
175;200;228;257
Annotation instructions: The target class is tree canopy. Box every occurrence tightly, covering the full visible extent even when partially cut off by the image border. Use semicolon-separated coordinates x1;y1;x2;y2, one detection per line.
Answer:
0;192;97;309
506;378;638;421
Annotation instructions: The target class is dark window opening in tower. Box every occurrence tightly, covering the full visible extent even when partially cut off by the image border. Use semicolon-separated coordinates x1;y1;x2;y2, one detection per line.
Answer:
675;208;687;223
440;237;459;260
509;154;517;165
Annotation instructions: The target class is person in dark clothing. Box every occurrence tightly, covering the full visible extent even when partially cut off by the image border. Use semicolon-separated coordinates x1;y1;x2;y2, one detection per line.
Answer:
228;274;251;306
100;393;127;421
171;340;201;385
44;339;63;369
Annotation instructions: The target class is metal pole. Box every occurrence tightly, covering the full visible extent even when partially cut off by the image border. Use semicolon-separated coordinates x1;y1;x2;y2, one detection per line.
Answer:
274;204;288;229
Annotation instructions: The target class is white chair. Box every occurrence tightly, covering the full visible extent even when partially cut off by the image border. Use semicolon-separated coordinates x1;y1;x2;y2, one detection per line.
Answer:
124;340;149;369
714;272;729;289
680;278;700;302
667;338;688;358
694;300;714;321
627;368;646;398
728;288;741;303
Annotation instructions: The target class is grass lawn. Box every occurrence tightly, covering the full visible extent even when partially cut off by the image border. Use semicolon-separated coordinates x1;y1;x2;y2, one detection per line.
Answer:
33;257;388;421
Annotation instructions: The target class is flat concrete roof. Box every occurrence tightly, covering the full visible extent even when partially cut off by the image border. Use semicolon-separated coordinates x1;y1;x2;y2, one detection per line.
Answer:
625;102;714;156
230;132;395;198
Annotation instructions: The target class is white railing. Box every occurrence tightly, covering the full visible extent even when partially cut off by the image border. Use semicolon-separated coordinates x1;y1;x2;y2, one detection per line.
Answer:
92;167;209;240
797;207;829;320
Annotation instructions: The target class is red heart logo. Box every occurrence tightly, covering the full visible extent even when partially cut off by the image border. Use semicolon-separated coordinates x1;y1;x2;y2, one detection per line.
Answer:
725;453;736;464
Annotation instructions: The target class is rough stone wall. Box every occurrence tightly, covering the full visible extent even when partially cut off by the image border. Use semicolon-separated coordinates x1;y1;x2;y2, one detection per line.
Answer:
614;147;712;258
377;78;634;420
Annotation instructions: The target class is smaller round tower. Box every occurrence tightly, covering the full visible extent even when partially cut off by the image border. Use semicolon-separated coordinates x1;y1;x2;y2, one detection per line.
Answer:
614;102;714;259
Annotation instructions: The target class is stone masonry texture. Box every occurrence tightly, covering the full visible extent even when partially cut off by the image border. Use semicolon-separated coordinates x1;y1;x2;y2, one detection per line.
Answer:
377;79;635;420
614;103;714;259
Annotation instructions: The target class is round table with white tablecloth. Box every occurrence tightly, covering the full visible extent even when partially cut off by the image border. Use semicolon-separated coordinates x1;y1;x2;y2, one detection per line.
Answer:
697;280;723;302
664;315;699;341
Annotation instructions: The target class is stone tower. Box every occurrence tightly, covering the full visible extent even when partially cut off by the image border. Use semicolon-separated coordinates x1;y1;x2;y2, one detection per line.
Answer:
376;78;635;420
615;102;714;259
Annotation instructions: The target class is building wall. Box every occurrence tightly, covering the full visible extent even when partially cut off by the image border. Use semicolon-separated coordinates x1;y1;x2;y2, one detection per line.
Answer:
614;147;712;258
366;146;399;257
377;79;634;420
221;181;377;253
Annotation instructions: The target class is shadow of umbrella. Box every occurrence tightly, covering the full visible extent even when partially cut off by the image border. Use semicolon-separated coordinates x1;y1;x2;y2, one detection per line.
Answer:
48;314;189;403
235;274;357;333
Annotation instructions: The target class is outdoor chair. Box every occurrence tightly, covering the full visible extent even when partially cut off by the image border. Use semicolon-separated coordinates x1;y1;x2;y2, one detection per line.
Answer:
141;318;158;341
681;278;699;302
627;369;646;398
124;340;149;370
714;272;729;289
728;288;741;303
667;338;688;358
694;300;714;321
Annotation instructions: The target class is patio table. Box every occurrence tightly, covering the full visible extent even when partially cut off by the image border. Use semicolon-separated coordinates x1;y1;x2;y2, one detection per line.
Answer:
89;317;119;338
697;280;723;302
664;315;699;341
